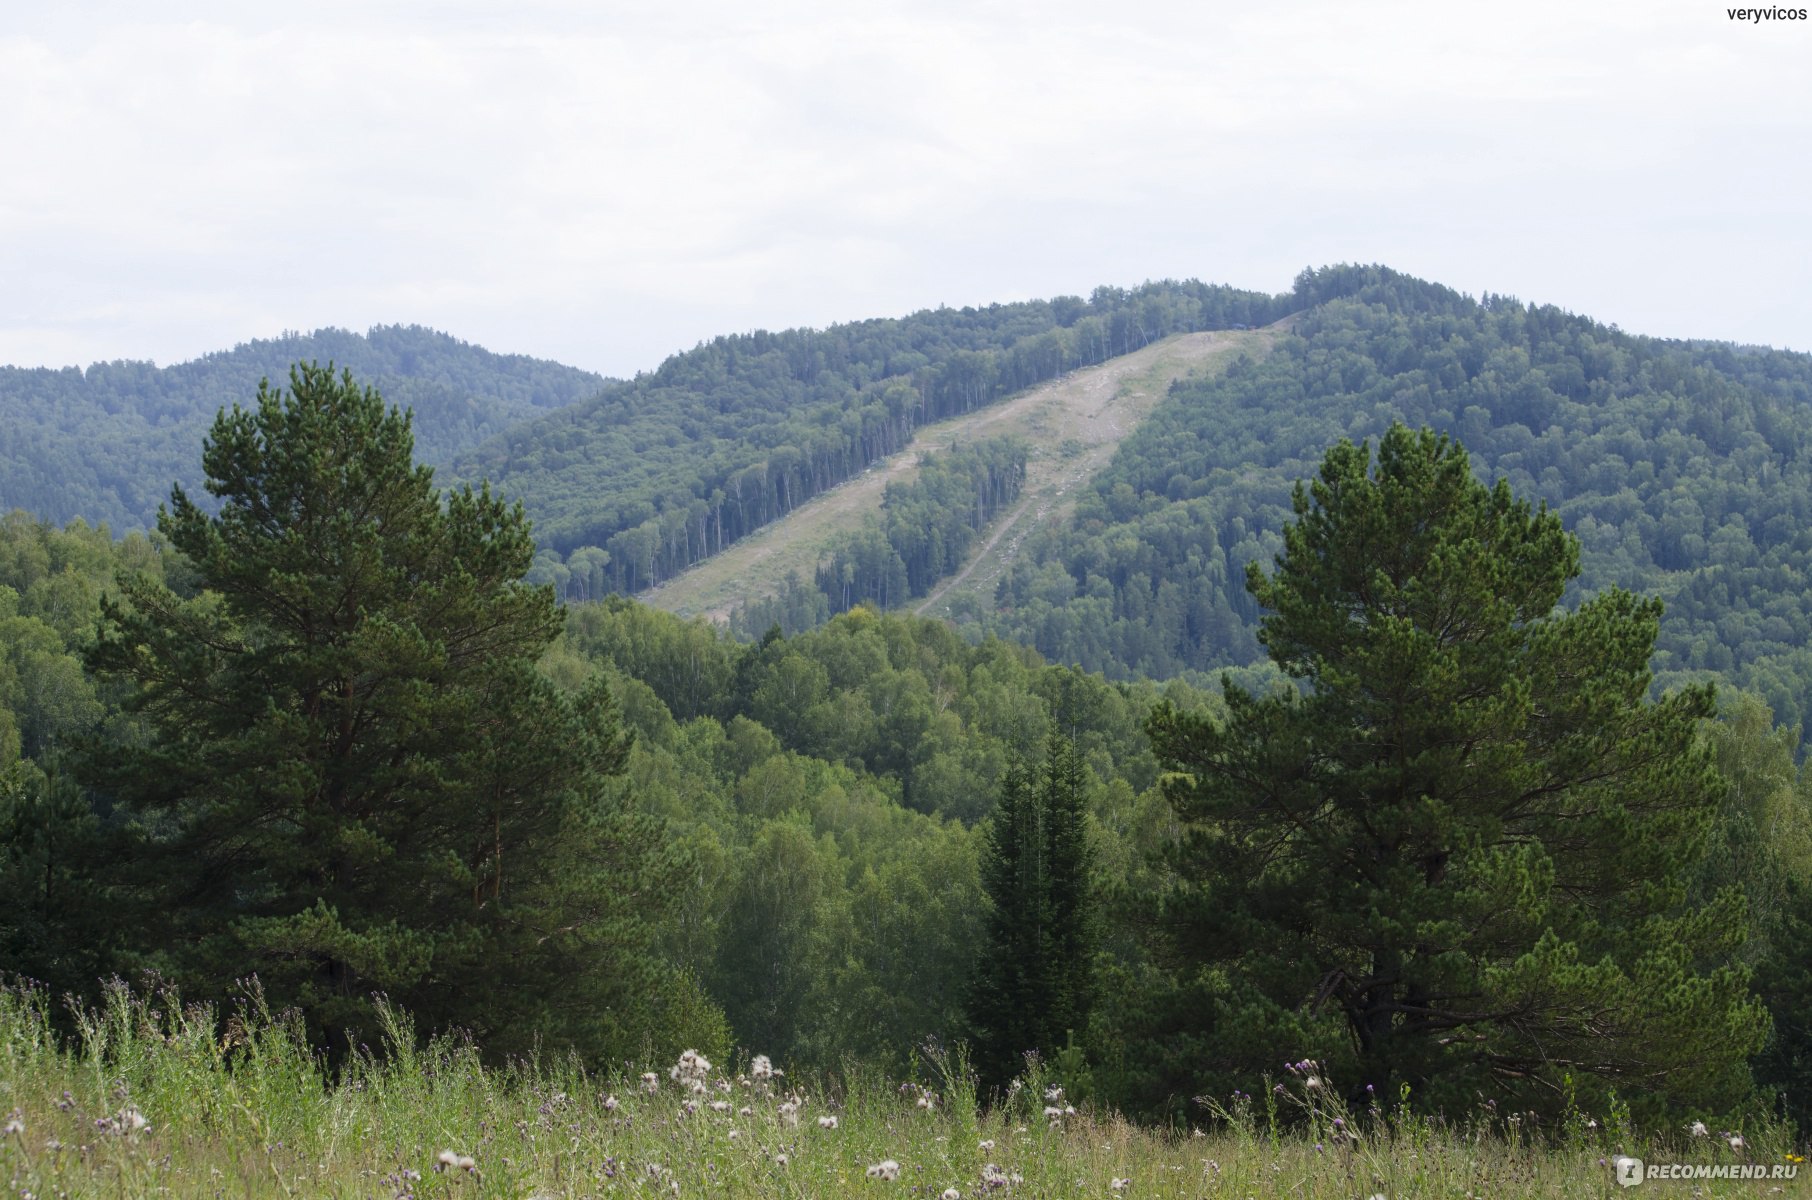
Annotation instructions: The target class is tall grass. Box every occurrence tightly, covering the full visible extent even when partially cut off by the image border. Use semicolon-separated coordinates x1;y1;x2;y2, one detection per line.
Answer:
0;980;1800;1198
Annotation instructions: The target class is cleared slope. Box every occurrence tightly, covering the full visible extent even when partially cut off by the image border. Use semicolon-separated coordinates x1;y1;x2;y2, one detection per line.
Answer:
642;328;1274;623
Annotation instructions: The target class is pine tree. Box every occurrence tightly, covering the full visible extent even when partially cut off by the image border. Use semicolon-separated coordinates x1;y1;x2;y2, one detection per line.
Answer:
81;364;709;1061
967;676;1096;1092
1140;424;1767;1120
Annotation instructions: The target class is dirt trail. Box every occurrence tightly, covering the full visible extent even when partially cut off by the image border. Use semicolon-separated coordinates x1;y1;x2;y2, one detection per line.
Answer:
642;328;1270;623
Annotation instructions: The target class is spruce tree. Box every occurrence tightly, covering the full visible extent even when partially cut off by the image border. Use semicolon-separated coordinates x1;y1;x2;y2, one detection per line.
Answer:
967;677;1095;1092
1140;424;1766;1120
81;364;705;1061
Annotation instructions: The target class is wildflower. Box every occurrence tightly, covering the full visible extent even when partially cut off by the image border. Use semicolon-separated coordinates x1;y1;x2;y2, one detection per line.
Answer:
728;1129;740;1140
603;1094;620;1113
740;1105;753;1117
917;1094;937;1111
119;1106;149;1135
456;1156;477;1174
776;1153;789;1166
942;1190;962;1200
751;1054;775;1083
1689;1120;1709;1138
818;1115;839;1129
866;1159;901;1181
981;1164;1009;1186
2;1114;22;1136
709;1100;731;1113
1728;1133;1746;1153
641;1072;661;1095
978;1139;995;1151
434;1149;459;1173
1044;1105;1065;1122
1045;1085;1064;1101
671;1050;712;1096
780;1099;801;1126
1111;1179;1131;1192
1303;1076;1322;1091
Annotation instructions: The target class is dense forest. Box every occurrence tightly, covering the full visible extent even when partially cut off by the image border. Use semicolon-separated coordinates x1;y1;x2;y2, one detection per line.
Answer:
0;324;607;532
6;271;1812;1136
961;266;1812;737
452;282;1288;590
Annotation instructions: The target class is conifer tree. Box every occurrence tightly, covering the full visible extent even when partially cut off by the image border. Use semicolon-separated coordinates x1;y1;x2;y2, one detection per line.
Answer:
81;364;709;1061
967;677;1095;1091
1140;424;1767;1120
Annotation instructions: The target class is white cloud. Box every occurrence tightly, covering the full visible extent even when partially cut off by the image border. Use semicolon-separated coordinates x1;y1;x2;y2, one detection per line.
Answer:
2;0;1808;374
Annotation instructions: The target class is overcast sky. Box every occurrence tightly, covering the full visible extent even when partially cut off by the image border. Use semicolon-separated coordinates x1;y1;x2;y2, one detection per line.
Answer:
3;0;1808;377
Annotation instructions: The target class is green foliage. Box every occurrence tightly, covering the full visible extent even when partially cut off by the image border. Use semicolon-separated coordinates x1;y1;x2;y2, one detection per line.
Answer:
810;437;1029;615
77;364;701;1063
461;282;1288;593
974;267;1812;743
1128;425;1767;1122
966;674;1098;1092
0;325;604;533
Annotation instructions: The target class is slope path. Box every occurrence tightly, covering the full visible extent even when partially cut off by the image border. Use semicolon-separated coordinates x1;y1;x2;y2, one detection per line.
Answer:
641;327;1276;623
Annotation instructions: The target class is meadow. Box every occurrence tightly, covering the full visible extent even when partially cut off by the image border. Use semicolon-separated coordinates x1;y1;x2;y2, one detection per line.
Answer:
0;981;1799;1199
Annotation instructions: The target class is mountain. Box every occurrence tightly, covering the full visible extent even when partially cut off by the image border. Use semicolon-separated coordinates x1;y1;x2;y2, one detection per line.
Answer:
448;282;1290;598
0;324;609;532
955;265;1812;733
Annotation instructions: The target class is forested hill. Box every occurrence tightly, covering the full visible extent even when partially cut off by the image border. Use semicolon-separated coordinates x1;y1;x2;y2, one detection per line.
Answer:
963;265;1812;732
0;324;608;532
450;282;1290;595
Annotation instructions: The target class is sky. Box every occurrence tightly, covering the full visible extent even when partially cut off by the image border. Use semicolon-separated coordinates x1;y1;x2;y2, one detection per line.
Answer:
3;0;1808;378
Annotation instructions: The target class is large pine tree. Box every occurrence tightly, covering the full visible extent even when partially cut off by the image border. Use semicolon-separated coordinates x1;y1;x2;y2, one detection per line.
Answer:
82;364;708;1061
1139;424;1766;1120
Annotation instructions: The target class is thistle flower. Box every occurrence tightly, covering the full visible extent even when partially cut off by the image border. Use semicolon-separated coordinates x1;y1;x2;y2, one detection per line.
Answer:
1729;1134;1746;1153
709;1100;731;1113
641;1072;661;1095
603;1095;620;1113
671;1049;713;1096
2;1114;22;1136
942;1190;961;1200
740;1105;754;1117
776;1153;789;1166
779;1099;801;1126
435;1149;459;1173
917;1094;937;1111
751;1054;776;1083
978;1139;995;1151
1689;1121;1709;1138
818;1114;839;1129
456;1156;477;1174
1044;1105;1065;1122
866;1159;901;1181
1111;1178;1131;1191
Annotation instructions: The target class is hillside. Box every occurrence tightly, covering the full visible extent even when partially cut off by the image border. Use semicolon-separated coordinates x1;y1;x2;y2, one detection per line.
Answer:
454;282;1291;600
962;265;1812;733
0;324;608;532
641;328;1273;622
